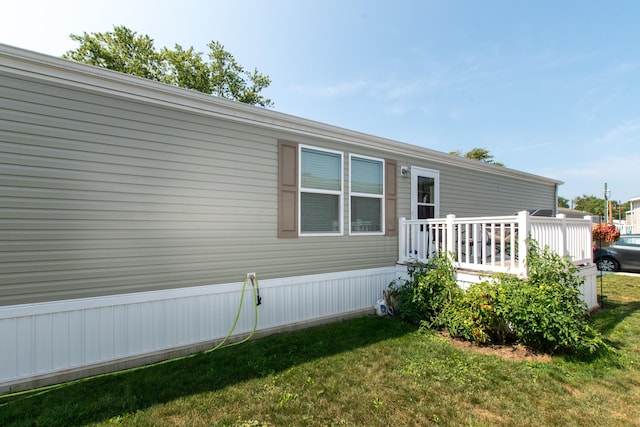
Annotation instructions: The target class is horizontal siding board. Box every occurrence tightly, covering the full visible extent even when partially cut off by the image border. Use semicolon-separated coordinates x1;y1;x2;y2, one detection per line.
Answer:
0;184;273;205
0;197;272;215
1;154;274;191
0;208;274;222
0;239;394;269
0;119;275;171
0;240;397;305
1;175;275;202
439;164;554;217
0;134;274;177
1;76;278;147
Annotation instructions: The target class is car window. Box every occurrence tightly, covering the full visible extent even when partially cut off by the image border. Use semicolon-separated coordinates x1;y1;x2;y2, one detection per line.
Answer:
619;237;640;246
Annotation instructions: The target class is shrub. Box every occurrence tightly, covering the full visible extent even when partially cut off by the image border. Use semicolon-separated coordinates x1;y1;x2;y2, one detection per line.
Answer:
388;254;460;327
500;240;604;354
390;240;605;355
443;279;515;345
443;239;605;355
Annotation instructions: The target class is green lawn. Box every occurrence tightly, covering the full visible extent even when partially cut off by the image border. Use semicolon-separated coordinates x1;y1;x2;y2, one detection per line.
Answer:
1;274;639;426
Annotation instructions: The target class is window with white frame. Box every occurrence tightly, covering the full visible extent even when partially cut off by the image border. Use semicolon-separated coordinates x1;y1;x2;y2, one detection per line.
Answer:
299;146;343;234
350;155;384;234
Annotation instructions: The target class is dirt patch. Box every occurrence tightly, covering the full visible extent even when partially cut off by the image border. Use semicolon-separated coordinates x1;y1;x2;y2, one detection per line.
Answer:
439;331;552;362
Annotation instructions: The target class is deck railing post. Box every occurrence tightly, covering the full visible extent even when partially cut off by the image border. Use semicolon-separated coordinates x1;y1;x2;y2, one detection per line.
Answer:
399;217;406;262
446;214;456;257
556;213;567;258
517;210;530;276
584;215;595;265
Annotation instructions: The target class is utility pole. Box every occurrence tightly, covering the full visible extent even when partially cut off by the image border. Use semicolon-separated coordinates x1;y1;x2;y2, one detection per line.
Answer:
618;201;623;221
604;182;610;223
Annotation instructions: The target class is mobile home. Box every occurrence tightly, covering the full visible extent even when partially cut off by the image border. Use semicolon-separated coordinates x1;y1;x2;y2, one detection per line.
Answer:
1;44;587;392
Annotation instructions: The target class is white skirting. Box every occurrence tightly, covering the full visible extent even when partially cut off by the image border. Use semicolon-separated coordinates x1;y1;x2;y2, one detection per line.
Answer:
0;267;396;393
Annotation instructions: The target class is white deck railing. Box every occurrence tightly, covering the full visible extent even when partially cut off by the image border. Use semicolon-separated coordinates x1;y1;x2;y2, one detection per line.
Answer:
399;211;593;276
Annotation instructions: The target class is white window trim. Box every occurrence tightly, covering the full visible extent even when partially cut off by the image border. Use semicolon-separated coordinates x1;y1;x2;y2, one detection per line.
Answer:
299;144;344;236
349;153;385;236
410;166;440;220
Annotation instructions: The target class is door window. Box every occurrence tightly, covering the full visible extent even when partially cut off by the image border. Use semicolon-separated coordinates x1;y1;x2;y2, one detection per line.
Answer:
411;167;439;219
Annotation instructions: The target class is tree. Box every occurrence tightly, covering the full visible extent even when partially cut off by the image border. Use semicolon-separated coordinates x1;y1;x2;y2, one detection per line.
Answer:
558;196;570;208
63;25;273;107
64;26;163;81
574;194;605;217
570;195;629;220
161;44;212;93
449;147;504;166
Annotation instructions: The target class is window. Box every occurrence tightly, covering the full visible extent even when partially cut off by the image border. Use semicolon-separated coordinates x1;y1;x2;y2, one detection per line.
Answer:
299;146;343;234
620;236;640;246
417;176;436;219
350;155;384;234
278;140;396;238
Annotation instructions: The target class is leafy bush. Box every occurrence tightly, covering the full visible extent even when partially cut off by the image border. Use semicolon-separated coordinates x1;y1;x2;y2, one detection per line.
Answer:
500;240;605;354
443;279;514;345
388;254;460;327
390;240;605;355
443;240;605;355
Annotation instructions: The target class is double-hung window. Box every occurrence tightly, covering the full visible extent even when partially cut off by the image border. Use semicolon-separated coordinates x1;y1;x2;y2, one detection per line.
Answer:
350;155;384;234
299;146;343;235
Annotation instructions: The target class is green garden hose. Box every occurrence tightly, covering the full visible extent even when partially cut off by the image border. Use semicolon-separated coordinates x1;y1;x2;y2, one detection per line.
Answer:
207;274;260;352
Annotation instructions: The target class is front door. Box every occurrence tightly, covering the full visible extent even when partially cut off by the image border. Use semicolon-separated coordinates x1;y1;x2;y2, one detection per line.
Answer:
410;167;440;259
411;167;439;220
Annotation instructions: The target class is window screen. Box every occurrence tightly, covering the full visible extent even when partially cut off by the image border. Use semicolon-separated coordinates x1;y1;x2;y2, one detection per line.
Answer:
350;156;384;233
300;147;343;234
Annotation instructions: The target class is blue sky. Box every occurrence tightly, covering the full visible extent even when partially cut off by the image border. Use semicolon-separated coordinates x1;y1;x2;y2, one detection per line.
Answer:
2;0;639;203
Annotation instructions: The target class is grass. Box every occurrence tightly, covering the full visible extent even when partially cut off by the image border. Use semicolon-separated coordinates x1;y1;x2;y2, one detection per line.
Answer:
1;274;640;426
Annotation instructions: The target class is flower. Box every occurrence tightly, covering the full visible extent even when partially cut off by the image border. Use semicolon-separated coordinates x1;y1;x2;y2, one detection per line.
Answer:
592;223;620;243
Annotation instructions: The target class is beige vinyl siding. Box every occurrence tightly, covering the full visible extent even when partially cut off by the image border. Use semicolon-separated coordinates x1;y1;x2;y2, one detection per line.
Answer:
392;156;556;220
440;164;556;217
1;48;559;306
0;72;396;306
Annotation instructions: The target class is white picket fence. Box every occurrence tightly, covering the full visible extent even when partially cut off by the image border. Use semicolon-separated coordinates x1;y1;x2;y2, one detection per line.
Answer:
399;211;594;275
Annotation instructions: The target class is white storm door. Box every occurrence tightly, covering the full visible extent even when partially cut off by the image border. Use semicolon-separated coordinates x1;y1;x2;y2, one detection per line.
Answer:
410;167;440;260
411;167;440;220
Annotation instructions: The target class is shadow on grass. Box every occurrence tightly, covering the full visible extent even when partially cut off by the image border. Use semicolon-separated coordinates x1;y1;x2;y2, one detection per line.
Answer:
591;299;640;336
565;293;640;364
0;316;415;427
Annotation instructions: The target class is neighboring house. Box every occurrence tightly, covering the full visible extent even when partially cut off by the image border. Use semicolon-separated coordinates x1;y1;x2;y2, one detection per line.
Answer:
1;44;573;392
626;197;640;234
558;207;597;220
